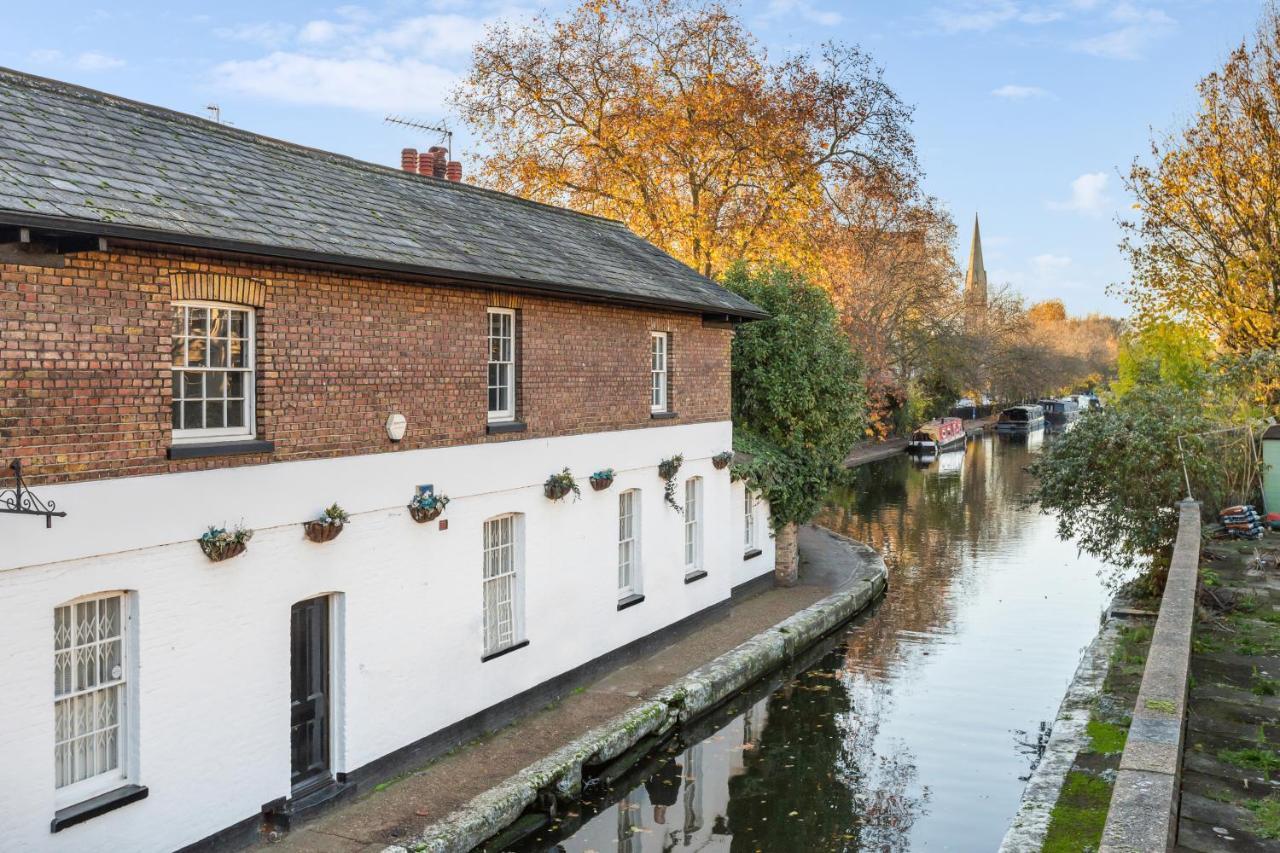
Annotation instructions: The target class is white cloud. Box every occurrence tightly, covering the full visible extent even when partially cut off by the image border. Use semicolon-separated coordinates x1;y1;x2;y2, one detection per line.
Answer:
1074;3;1175;59
992;84;1050;99
75;52;125;71
210;7;529;113
215;21;296;48
214;53;457;113
1032;253;1072;273
1049;172;1111;216
758;0;844;27
27;49;124;72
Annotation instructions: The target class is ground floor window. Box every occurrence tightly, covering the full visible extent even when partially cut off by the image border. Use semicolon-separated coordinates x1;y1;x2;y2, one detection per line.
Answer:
684;478;703;574
744;488;758;551
54;592;129;799
483;514;523;656
618;489;640;597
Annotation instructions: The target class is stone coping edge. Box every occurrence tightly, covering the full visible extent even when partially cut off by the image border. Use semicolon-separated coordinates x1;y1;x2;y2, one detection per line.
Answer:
998;618;1123;852
1100;500;1201;853
389;534;888;853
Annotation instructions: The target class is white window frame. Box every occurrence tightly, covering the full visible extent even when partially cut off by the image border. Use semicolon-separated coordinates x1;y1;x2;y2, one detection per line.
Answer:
744;488;758;551
482;513;524;657
684;477;703;574
650;332;668;413
487;308;516;423
53;591;135;808
618;489;641;598
171;300;256;443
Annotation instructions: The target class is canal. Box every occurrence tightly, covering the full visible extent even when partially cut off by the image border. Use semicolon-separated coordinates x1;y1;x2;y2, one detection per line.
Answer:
509;432;1113;852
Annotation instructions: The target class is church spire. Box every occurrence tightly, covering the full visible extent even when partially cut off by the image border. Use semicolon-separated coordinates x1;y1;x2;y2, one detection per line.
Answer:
964;214;987;312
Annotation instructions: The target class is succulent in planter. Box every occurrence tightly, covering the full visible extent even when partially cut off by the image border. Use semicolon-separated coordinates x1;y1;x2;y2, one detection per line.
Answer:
304;503;349;543
712;451;734;470
408;491;450;524
199;524;253;563
658;455;684;513
544;468;581;502
589;468;616;491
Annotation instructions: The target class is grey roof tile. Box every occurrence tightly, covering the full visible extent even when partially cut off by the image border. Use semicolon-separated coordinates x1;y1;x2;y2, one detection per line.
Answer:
0;68;764;319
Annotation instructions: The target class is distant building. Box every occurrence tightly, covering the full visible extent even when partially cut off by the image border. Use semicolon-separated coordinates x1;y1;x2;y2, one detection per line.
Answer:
963;214;988;325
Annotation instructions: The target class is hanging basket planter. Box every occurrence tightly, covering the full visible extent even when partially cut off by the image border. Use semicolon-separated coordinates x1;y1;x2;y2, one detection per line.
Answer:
408;492;450;524
544;468;581;502
410;504;444;524
712;451;734;470
658;454;684;513
303;520;345;543
198;525;253;563
304;503;349;543
590;469;615;491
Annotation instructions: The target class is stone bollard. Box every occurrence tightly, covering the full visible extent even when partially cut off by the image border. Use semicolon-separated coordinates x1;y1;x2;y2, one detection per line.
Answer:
774;521;799;586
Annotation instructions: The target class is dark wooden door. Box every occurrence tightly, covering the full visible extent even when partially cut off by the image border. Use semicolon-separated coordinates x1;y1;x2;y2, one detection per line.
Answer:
290;596;330;793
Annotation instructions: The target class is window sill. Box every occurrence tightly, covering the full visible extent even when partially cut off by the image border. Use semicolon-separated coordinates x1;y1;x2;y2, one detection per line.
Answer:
684;570;708;585
481;639;529;662
167;439;274;460
617;593;646;611
743;548;763;561
51;785;148;833
650;411;678;420
486;421;527;435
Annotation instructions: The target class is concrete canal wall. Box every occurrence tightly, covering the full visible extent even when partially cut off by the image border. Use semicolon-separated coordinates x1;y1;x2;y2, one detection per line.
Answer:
1100;500;1202;852
390;533;888;853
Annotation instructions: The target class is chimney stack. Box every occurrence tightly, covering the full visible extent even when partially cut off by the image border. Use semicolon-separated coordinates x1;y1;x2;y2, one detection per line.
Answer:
400;148;418;172
427;146;446;179
446;161;463;182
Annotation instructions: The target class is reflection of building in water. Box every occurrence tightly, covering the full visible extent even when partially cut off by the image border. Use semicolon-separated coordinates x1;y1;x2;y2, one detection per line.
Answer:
564;707;764;852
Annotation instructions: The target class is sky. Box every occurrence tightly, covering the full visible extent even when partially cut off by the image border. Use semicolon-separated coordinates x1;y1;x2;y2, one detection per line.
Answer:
0;0;1265;315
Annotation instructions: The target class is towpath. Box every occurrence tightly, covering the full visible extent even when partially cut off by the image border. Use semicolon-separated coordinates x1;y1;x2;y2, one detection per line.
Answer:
263;525;882;852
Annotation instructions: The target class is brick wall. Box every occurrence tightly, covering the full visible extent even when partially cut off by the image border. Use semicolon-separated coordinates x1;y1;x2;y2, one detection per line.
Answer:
1;244;733;485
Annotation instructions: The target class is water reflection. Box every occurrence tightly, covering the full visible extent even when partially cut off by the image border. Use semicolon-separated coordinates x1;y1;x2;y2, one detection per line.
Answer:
513;435;1110;852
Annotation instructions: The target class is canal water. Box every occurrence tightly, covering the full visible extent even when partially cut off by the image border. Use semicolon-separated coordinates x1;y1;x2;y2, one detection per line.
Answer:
510;432;1113;852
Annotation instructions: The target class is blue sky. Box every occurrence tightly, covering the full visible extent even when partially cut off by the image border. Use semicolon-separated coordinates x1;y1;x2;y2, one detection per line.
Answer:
0;0;1264;315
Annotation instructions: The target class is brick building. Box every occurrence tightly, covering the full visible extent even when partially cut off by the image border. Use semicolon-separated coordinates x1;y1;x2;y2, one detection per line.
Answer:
0;69;775;851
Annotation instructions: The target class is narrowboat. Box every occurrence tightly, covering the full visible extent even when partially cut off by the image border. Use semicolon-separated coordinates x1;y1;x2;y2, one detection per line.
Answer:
995;404;1045;433
1038;397;1081;425
906;416;967;455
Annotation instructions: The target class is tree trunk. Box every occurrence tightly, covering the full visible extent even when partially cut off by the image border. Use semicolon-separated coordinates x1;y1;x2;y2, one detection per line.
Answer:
774;521;799;587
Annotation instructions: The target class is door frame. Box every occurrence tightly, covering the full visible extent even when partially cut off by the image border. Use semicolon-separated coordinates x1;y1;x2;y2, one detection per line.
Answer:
289;593;345;797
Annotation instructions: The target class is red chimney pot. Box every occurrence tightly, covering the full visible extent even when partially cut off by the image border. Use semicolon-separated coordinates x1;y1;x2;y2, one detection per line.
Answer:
446;161;463;182
417;151;434;176
400;148;418;172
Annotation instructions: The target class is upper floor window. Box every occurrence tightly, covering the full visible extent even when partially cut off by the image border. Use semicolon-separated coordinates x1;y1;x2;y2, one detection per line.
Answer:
54;592;131;803
488;308;516;422
744;488;758;551
171;303;254;441
650;332;669;413
618;489;640;597
684;477;703;574
482;513;524;657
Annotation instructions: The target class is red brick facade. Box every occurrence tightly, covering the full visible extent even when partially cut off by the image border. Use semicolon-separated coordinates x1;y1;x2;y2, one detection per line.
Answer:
1;244;733;485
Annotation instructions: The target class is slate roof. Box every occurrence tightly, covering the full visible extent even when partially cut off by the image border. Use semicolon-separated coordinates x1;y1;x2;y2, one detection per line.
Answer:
0;68;765;320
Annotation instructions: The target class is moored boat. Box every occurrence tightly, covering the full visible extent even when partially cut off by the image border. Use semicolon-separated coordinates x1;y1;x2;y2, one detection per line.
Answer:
995;404;1045;433
1038;397;1080;425
906;416;966;455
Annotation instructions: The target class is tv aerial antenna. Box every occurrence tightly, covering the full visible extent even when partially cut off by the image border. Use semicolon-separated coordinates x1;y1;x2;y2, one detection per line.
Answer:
384;115;452;159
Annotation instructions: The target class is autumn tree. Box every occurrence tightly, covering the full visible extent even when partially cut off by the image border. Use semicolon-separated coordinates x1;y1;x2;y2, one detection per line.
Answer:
454;0;917;278
1123;5;1280;359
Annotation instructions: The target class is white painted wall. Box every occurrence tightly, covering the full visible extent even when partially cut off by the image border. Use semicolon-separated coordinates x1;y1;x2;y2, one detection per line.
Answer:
0;421;754;853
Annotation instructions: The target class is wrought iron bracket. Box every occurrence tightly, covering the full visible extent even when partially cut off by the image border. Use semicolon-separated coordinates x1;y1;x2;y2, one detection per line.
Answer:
1;459;67;528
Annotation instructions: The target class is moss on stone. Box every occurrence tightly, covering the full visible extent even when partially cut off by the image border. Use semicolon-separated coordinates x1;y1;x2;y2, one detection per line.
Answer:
1086;719;1128;755
1246;796;1280;840
1042;771;1113;853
